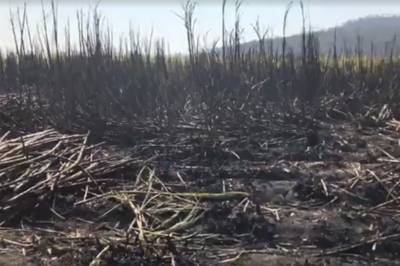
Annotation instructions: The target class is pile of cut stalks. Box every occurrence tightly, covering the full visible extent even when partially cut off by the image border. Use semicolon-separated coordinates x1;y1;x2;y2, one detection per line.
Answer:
0;129;249;265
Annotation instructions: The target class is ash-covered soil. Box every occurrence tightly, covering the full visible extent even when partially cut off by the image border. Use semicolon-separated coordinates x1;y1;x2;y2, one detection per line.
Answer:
1;109;400;266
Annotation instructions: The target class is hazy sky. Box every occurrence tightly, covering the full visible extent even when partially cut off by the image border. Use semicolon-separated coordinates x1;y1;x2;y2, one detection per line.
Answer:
1;0;400;54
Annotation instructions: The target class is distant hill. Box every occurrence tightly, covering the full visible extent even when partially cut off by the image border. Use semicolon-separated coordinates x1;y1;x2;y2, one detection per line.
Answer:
241;16;400;57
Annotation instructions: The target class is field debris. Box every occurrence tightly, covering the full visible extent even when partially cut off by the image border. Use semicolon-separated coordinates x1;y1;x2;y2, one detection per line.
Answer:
0;128;259;265
0;111;400;265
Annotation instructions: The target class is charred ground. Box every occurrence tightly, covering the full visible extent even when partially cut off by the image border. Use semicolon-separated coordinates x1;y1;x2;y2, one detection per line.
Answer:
2;2;400;265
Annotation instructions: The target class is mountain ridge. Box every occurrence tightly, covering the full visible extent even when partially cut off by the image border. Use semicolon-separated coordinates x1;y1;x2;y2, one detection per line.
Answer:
241;15;400;57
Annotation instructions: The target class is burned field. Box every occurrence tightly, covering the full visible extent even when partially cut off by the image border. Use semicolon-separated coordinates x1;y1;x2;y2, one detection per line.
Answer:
2;99;400;265
2;1;400;265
